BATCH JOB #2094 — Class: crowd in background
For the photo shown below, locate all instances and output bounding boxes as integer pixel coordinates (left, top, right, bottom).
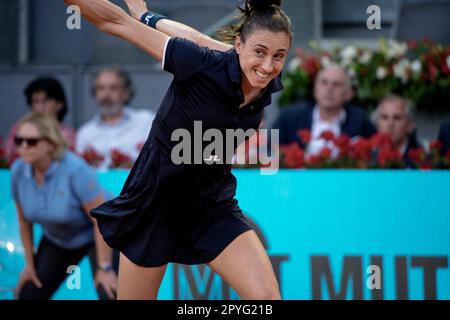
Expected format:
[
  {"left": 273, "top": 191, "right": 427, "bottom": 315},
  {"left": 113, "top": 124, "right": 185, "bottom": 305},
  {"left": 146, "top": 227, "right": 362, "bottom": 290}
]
[
  {"left": 2, "top": 58, "right": 449, "bottom": 302},
  {"left": 1, "top": 66, "right": 449, "bottom": 171},
  {"left": 270, "top": 65, "right": 450, "bottom": 169}
]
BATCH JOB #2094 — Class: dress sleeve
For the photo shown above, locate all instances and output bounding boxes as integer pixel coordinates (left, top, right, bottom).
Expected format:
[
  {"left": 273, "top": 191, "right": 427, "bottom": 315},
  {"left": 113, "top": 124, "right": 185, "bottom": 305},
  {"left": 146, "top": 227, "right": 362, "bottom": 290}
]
[{"left": 163, "top": 37, "right": 217, "bottom": 81}]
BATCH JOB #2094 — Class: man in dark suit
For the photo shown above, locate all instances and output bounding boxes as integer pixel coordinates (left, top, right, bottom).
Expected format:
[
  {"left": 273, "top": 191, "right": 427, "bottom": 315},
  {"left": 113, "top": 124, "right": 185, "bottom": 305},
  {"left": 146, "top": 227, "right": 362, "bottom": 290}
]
[
  {"left": 272, "top": 66, "right": 376, "bottom": 157},
  {"left": 437, "top": 122, "right": 450, "bottom": 156},
  {"left": 373, "top": 94, "right": 422, "bottom": 168}
]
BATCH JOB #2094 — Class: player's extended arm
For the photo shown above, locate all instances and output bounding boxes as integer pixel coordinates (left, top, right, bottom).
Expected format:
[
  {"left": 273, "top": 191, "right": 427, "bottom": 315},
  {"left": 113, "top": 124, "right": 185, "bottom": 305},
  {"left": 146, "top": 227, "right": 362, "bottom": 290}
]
[
  {"left": 64, "top": 0, "right": 169, "bottom": 61},
  {"left": 123, "top": 0, "right": 233, "bottom": 52}
]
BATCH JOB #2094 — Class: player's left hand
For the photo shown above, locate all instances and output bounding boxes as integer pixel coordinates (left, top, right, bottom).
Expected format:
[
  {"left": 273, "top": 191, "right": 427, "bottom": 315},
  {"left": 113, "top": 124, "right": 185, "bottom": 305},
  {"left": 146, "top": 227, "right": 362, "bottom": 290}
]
[{"left": 123, "top": 0, "right": 149, "bottom": 20}]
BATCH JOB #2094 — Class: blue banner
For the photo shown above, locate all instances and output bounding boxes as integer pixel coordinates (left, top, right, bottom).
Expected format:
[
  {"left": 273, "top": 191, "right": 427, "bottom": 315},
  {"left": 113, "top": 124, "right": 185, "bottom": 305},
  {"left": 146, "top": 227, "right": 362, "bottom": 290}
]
[{"left": 1, "top": 169, "right": 449, "bottom": 300}]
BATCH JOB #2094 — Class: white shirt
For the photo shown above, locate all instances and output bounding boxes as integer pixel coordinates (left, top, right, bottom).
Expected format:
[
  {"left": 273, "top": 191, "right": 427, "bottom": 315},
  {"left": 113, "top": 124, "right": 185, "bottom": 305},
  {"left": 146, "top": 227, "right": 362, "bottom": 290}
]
[
  {"left": 76, "top": 108, "right": 155, "bottom": 169},
  {"left": 306, "top": 106, "right": 347, "bottom": 158}
]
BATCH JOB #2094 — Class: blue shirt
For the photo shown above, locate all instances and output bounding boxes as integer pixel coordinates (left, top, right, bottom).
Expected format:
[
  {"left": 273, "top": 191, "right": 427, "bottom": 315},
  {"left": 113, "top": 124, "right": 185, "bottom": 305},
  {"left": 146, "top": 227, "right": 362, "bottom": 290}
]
[{"left": 11, "top": 151, "right": 103, "bottom": 249}]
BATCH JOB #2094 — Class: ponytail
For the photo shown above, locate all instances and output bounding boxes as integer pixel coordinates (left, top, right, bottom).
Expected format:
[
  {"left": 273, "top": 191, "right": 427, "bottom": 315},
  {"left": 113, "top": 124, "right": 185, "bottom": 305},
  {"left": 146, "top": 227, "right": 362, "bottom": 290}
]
[{"left": 218, "top": 0, "right": 292, "bottom": 45}]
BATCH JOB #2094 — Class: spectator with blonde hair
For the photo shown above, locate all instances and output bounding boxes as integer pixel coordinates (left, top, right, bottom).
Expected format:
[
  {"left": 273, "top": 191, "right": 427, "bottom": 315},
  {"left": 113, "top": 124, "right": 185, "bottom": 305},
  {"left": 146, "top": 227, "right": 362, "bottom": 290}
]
[{"left": 11, "top": 113, "right": 118, "bottom": 300}]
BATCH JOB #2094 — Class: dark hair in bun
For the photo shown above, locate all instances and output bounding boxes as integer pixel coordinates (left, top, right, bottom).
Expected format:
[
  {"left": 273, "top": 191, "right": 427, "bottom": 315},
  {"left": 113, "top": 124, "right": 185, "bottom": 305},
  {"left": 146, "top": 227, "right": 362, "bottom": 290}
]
[
  {"left": 246, "top": 0, "right": 282, "bottom": 10},
  {"left": 219, "top": 0, "right": 292, "bottom": 45}
]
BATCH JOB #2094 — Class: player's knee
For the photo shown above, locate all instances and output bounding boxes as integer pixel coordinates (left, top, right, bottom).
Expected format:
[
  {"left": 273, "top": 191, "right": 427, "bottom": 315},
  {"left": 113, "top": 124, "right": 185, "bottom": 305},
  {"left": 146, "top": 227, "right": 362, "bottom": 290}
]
[
  {"left": 258, "top": 288, "right": 281, "bottom": 300},
  {"left": 246, "top": 283, "right": 281, "bottom": 300}
]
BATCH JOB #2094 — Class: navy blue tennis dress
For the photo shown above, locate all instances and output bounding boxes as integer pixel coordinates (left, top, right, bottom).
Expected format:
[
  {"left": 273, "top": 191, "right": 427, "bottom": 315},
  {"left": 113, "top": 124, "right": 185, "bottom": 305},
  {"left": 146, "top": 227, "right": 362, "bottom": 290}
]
[{"left": 91, "top": 37, "right": 283, "bottom": 267}]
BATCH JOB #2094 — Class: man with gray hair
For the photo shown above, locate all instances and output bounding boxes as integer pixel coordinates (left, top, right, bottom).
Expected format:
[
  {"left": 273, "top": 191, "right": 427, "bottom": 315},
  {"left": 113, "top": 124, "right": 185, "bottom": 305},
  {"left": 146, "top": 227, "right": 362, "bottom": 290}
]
[
  {"left": 272, "top": 65, "right": 376, "bottom": 157},
  {"left": 372, "top": 94, "right": 422, "bottom": 167},
  {"left": 76, "top": 68, "right": 155, "bottom": 169}
]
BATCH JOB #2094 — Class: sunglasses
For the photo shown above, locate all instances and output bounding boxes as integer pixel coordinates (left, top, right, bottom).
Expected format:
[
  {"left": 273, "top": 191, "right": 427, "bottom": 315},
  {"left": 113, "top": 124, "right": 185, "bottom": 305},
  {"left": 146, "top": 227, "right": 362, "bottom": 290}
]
[{"left": 14, "top": 136, "right": 45, "bottom": 147}]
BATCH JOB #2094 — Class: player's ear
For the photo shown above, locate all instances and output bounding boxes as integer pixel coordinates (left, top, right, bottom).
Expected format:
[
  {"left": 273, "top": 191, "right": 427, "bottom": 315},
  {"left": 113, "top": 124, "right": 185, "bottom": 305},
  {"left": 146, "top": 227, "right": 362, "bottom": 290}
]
[{"left": 235, "top": 35, "right": 243, "bottom": 54}]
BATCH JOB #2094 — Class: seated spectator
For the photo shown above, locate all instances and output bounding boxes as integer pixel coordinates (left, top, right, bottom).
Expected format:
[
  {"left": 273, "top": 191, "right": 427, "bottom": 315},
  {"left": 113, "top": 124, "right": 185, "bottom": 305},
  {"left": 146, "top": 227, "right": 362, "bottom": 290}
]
[
  {"left": 272, "top": 65, "right": 376, "bottom": 158},
  {"left": 6, "top": 77, "right": 76, "bottom": 164},
  {"left": 372, "top": 94, "right": 422, "bottom": 168},
  {"left": 437, "top": 122, "right": 450, "bottom": 156},
  {"left": 76, "top": 68, "right": 155, "bottom": 169},
  {"left": 11, "top": 113, "right": 118, "bottom": 300}
]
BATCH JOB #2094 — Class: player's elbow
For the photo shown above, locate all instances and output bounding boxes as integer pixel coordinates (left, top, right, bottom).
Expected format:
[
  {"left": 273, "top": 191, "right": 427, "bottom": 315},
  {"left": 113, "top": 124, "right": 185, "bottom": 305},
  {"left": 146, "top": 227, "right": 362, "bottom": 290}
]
[{"left": 194, "top": 34, "right": 210, "bottom": 47}]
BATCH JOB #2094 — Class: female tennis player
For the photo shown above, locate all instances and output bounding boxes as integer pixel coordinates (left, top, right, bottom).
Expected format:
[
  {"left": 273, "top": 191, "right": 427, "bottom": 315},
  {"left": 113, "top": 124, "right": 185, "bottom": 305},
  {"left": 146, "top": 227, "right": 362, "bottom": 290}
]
[{"left": 63, "top": 0, "right": 291, "bottom": 300}]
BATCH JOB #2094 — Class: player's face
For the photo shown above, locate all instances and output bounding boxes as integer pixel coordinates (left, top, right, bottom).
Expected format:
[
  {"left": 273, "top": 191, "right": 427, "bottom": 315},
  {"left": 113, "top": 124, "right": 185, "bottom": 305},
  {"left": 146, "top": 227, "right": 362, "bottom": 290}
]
[{"left": 235, "top": 29, "right": 290, "bottom": 90}]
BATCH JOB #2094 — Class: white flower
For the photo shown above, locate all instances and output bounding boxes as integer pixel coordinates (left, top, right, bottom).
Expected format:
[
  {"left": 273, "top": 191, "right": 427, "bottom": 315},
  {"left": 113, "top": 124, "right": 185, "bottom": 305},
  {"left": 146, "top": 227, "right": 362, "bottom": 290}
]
[
  {"left": 288, "top": 57, "right": 301, "bottom": 72},
  {"left": 411, "top": 60, "right": 422, "bottom": 75},
  {"left": 340, "top": 46, "right": 357, "bottom": 67},
  {"left": 321, "top": 56, "right": 332, "bottom": 68},
  {"left": 359, "top": 51, "right": 372, "bottom": 64},
  {"left": 386, "top": 40, "right": 408, "bottom": 59},
  {"left": 447, "top": 55, "right": 450, "bottom": 69},
  {"left": 393, "top": 58, "right": 410, "bottom": 83},
  {"left": 341, "top": 46, "right": 357, "bottom": 60},
  {"left": 376, "top": 66, "right": 388, "bottom": 80}
]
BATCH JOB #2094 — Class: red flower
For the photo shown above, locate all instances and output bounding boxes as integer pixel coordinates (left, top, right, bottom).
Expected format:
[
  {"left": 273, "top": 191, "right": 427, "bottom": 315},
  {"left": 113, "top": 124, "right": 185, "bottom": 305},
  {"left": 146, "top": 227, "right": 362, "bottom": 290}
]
[
  {"left": 420, "top": 161, "right": 433, "bottom": 170},
  {"left": 303, "top": 56, "right": 320, "bottom": 76},
  {"left": 280, "top": 143, "right": 304, "bottom": 168},
  {"left": 318, "top": 146, "right": 332, "bottom": 159},
  {"left": 408, "top": 40, "right": 418, "bottom": 51},
  {"left": 429, "top": 140, "right": 443, "bottom": 152},
  {"left": 408, "top": 148, "right": 426, "bottom": 164},
  {"left": 297, "top": 129, "right": 311, "bottom": 144},
  {"left": 370, "top": 133, "right": 394, "bottom": 149},
  {"left": 306, "top": 155, "right": 321, "bottom": 166},
  {"left": 296, "top": 48, "right": 321, "bottom": 76},
  {"left": 320, "top": 130, "right": 335, "bottom": 141},
  {"left": 110, "top": 149, "right": 133, "bottom": 169},
  {"left": 377, "top": 146, "right": 402, "bottom": 168},
  {"left": 349, "top": 138, "right": 372, "bottom": 161},
  {"left": 81, "top": 147, "right": 105, "bottom": 167},
  {"left": 423, "top": 37, "right": 432, "bottom": 46},
  {"left": 0, "top": 137, "right": 5, "bottom": 159},
  {"left": 333, "top": 134, "right": 350, "bottom": 158},
  {"left": 429, "top": 64, "right": 439, "bottom": 82}
]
